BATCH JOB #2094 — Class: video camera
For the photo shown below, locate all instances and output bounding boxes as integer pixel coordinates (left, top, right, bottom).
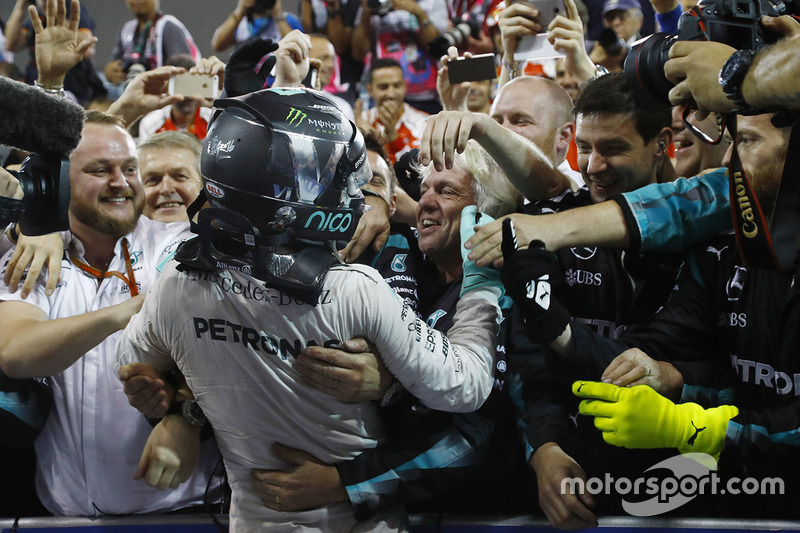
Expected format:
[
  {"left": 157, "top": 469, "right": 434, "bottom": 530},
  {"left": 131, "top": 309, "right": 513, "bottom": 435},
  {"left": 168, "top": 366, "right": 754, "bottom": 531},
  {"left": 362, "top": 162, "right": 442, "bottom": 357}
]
[
  {"left": 2, "top": 157, "right": 71, "bottom": 236},
  {"left": 0, "top": 77, "right": 82, "bottom": 236},
  {"left": 624, "top": 0, "right": 796, "bottom": 110}
]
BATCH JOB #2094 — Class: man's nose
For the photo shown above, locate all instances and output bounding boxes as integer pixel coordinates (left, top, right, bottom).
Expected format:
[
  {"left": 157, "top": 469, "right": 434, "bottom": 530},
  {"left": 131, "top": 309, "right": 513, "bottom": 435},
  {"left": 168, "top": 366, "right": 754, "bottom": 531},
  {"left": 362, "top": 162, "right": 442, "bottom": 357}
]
[
  {"left": 721, "top": 143, "right": 734, "bottom": 169},
  {"left": 417, "top": 188, "right": 437, "bottom": 211},
  {"left": 109, "top": 169, "right": 129, "bottom": 188},
  {"left": 158, "top": 175, "right": 175, "bottom": 193},
  {"left": 585, "top": 151, "right": 607, "bottom": 175}
]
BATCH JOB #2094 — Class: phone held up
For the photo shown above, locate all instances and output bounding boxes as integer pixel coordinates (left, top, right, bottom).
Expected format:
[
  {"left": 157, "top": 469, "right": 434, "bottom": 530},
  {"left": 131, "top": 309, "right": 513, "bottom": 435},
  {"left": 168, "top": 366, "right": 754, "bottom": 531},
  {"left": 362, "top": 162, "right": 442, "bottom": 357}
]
[
  {"left": 447, "top": 53, "right": 497, "bottom": 85},
  {"left": 168, "top": 73, "right": 220, "bottom": 99}
]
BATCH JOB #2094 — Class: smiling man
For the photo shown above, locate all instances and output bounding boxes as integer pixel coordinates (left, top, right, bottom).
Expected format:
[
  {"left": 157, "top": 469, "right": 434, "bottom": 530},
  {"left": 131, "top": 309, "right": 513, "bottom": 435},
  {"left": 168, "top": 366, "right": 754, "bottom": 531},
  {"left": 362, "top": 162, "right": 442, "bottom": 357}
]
[
  {"left": 138, "top": 131, "right": 203, "bottom": 222},
  {"left": 574, "top": 72, "right": 675, "bottom": 203},
  {"left": 511, "top": 72, "right": 683, "bottom": 529},
  {"left": 670, "top": 104, "right": 730, "bottom": 178},
  {"left": 363, "top": 58, "right": 429, "bottom": 163},
  {"left": 0, "top": 111, "right": 220, "bottom": 516}
]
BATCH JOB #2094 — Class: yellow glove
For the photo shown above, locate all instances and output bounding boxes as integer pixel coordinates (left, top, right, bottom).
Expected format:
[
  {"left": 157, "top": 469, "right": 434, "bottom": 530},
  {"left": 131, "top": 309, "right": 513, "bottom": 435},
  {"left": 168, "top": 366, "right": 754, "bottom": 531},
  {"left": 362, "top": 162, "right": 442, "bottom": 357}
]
[{"left": 573, "top": 381, "right": 738, "bottom": 459}]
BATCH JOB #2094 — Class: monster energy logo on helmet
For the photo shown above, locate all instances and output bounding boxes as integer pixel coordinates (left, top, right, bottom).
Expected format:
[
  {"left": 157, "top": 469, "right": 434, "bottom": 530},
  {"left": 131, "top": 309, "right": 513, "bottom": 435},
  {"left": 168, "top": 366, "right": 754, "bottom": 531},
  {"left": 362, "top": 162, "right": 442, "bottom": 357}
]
[{"left": 286, "top": 107, "right": 307, "bottom": 127}]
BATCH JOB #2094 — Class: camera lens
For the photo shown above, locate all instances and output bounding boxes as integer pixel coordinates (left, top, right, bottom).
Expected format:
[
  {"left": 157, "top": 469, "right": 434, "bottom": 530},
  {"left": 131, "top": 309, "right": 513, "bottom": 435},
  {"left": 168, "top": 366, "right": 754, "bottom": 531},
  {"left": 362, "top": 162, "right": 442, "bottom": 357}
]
[
  {"left": 428, "top": 23, "right": 471, "bottom": 58},
  {"left": 623, "top": 32, "right": 676, "bottom": 111}
]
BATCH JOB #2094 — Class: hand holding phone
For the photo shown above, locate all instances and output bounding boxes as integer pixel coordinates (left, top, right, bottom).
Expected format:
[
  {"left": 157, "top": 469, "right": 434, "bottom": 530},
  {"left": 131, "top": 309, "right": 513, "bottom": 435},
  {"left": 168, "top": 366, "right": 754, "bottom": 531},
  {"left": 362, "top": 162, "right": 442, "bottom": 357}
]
[
  {"left": 447, "top": 53, "right": 497, "bottom": 85},
  {"left": 168, "top": 73, "right": 220, "bottom": 99}
]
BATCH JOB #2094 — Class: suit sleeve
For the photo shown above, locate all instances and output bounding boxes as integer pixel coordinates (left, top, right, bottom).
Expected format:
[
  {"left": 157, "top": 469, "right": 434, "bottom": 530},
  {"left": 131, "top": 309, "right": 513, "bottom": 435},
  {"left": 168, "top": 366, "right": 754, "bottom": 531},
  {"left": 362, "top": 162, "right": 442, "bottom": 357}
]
[
  {"left": 365, "top": 279, "right": 499, "bottom": 413},
  {"left": 336, "top": 406, "right": 494, "bottom": 520},
  {"left": 114, "top": 270, "right": 179, "bottom": 375}
]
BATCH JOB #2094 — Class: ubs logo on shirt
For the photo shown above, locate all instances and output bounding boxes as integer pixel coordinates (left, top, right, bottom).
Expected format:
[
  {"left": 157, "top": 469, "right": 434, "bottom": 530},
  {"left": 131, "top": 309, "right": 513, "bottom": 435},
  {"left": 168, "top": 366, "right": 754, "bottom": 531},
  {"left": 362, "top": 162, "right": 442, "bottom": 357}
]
[{"left": 565, "top": 268, "right": 602, "bottom": 287}]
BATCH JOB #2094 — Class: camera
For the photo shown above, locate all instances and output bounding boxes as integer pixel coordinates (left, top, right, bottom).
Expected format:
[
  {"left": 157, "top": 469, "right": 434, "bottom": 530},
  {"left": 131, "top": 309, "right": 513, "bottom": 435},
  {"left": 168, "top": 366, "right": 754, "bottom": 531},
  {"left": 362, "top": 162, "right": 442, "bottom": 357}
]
[
  {"left": 1, "top": 156, "right": 71, "bottom": 236},
  {"left": 121, "top": 56, "right": 148, "bottom": 77},
  {"left": 429, "top": 13, "right": 482, "bottom": 58},
  {"left": 367, "top": 0, "right": 393, "bottom": 16},
  {"left": 624, "top": 0, "right": 793, "bottom": 110},
  {"left": 0, "top": 77, "right": 79, "bottom": 235}
]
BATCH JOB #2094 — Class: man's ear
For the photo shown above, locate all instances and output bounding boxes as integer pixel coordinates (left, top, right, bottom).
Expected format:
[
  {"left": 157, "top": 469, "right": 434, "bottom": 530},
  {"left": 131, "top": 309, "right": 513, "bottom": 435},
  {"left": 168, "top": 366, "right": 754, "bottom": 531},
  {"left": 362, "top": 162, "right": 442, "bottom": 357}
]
[
  {"left": 556, "top": 122, "right": 575, "bottom": 159},
  {"left": 655, "top": 127, "right": 673, "bottom": 161}
]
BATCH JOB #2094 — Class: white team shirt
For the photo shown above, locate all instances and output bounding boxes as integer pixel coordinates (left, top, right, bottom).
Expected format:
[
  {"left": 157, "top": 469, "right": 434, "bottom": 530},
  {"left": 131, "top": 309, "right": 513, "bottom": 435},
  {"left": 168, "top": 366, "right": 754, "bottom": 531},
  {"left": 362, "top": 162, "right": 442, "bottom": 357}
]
[
  {"left": 116, "top": 261, "right": 499, "bottom": 531},
  {"left": 0, "top": 217, "right": 221, "bottom": 516}
]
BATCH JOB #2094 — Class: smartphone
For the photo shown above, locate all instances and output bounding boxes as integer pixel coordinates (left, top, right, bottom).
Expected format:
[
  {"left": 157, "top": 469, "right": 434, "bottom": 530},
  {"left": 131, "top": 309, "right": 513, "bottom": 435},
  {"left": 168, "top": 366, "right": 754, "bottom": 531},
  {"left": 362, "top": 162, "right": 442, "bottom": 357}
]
[
  {"left": 302, "top": 66, "right": 319, "bottom": 89},
  {"left": 168, "top": 73, "right": 219, "bottom": 99},
  {"left": 512, "top": 0, "right": 567, "bottom": 61},
  {"left": 516, "top": 0, "right": 567, "bottom": 28},
  {"left": 447, "top": 53, "right": 497, "bottom": 85}
]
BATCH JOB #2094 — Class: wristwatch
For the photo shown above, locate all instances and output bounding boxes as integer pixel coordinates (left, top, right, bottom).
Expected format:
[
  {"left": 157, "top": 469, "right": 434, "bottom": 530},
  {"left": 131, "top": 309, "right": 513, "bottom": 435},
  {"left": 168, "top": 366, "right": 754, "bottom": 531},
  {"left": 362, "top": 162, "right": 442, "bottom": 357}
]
[
  {"left": 719, "top": 49, "right": 755, "bottom": 111},
  {"left": 168, "top": 400, "right": 207, "bottom": 427}
]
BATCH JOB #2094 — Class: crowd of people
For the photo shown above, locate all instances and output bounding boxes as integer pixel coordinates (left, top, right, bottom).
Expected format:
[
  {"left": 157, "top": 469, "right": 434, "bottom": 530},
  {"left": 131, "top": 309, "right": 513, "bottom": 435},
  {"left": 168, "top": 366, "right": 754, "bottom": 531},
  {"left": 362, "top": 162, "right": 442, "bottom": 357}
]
[{"left": 1, "top": 0, "right": 800, "bottom": 530}]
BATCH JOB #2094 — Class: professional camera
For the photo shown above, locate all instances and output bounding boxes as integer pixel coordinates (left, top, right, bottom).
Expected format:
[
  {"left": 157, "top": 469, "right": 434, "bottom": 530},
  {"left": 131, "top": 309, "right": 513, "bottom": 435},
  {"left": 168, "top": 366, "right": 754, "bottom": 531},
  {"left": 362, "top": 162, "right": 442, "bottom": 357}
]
[
  {"left": 0, "top": 77, "right": 81, "bottom": 235},
  {"left": 367, "top": 0, "right": 393, "bottom": 16},
  {"left": 429, "top": 13, "right": 482, "bottom": 58},
  {"left": 2, "top": 156, "right": 71, "bottom": 235},
  {"left": 623, "top": 0, "right": 793, "bottom": 109}
]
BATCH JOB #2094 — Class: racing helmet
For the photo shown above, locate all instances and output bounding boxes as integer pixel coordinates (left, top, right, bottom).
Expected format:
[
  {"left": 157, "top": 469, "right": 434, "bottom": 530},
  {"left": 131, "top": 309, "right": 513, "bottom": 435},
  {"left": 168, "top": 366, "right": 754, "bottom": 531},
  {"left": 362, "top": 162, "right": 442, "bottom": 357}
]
[{"left": 176, "top": 87, "right": 371, "bottom": 297}]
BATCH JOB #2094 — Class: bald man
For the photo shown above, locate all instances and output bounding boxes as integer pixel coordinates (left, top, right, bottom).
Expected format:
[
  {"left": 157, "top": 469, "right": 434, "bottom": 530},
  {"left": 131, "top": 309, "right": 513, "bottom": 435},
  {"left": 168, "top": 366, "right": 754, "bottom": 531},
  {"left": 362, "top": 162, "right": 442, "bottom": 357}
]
[{"left": 490, "top": 76, "right": 584, "bottom": 190}]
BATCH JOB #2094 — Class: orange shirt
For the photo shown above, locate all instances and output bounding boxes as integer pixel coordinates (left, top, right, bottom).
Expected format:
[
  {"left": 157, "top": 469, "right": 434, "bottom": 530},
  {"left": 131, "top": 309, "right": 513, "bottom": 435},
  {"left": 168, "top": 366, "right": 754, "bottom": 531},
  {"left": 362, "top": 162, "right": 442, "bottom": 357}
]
[{"left": 155, "top": 107, "right": 209, "bottom": 140}]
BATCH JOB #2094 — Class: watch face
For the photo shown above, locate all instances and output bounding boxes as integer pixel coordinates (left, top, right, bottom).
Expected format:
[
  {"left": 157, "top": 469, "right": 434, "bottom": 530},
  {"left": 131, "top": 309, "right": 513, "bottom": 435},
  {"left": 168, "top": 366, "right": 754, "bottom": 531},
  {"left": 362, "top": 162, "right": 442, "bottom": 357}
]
[
  {"left": 183, "top": 401, "right": 206, "bottom": 425},
  {"left": 188, "top": 402, "right": 203, "bottom": 419},
  {"left": 720, "top": 50, "right": 753, "bottom": 87}
]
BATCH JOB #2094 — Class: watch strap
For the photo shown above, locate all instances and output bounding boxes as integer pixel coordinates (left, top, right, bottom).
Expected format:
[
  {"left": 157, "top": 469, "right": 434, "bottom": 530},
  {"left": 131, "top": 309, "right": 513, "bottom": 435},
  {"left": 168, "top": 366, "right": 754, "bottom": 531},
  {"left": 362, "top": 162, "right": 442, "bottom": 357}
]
[{"left": 168, "top": 400, "right": 207, "bottom": 426}]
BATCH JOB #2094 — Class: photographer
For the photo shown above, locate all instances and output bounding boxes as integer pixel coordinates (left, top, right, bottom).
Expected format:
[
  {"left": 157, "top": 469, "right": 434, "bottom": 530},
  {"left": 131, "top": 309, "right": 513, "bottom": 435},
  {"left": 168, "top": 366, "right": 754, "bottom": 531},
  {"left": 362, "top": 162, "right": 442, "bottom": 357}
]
[
  {"left": 211, "top": 0, "right": 303, "bottom": 53},
  {"left": 666, "top": 14, "right": 800, "bottom": 117},
  {"left": 352, "top": 0, "right": 446, "bottom": 114},
  {"left": 104, "top": 0, "right": 200, "bottom": 86}
]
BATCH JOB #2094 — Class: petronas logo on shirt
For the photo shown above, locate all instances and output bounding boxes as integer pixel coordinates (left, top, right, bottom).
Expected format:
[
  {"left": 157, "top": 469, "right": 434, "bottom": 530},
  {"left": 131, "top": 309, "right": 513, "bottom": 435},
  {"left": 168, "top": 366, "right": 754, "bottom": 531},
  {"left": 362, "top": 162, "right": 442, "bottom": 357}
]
[{"left": 286, "top": 108, "right": 307, "bottom": 127}]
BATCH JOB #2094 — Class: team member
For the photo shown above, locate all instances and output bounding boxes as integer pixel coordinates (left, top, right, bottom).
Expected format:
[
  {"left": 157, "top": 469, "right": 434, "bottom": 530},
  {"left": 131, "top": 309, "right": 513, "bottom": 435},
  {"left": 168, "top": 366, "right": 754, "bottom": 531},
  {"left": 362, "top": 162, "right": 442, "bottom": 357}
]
[
  {"left": 0, "top": 111, "right": 222, "bottom": 515},
  {"left": 505, "top": 72, "right": 679, "bottom": 529},
  {"left": 537, "top": 113, "right": 800, "bottom": 518},
  {"left": 138, "top": 131, "right": 203, "bottom": 223}
]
